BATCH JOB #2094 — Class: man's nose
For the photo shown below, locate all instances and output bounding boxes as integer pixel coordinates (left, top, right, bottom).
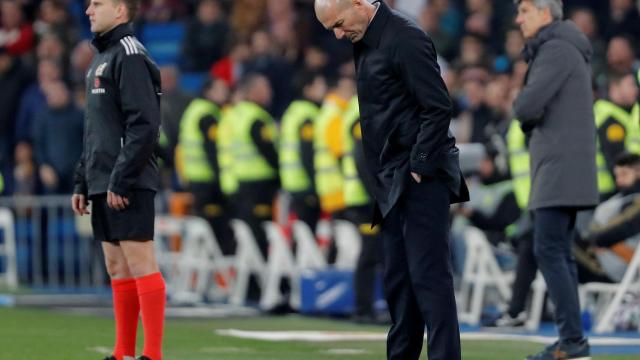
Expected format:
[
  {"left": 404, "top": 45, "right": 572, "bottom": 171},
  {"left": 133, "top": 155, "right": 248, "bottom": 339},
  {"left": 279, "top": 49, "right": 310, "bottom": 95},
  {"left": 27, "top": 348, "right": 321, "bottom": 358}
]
[{"left": 334, "top": 28, "right": 345, "bottom": 40}]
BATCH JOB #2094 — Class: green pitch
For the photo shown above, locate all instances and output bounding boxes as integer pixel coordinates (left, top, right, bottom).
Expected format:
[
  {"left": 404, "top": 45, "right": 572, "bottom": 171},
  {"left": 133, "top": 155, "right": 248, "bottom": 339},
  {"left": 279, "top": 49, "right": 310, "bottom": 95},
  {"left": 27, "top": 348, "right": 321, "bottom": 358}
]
[{"left": 0, "top": 307, "right": 636, "bottom": 359}]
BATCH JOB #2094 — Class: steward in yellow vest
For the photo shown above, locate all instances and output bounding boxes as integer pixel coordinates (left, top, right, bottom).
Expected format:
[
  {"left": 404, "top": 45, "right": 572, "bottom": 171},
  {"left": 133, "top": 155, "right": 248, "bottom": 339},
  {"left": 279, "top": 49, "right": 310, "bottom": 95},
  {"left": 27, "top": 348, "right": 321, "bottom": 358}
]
[
  {"left": 176, "top": 78, "right": 236, "bottom": 255},
  {"left": 594, "top": 72, "right": 640, "bottom": 198},
  {"left": 232, "top": 74, "right": 279, "bottom": 257},
  {"left": 313, "top": 77, "right": 355, "bottom": 215},
  {"left": 341, "top": 96, "right": 384, "bottom": 322},
  {"left": 279, "top": 72, "right": 327, "bottom": 230}
]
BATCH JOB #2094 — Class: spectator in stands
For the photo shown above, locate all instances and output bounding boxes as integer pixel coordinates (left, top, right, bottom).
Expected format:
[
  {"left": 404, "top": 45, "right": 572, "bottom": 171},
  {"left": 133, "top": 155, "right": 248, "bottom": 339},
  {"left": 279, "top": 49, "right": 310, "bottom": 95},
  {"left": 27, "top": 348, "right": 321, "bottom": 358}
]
[
  {"left": 455, "top": 67, "right": 494, "bottom": 144},
  {"left": 606, "top": 0, "right": 640, "bottom": 41},
  {"left": 15, "top": 58, "right": 62, "bottom": 143},
  {"left": 230, "top": 0, "right": 267, "bottom": 39},
  {"left": 210, "top": 37, "right": 250, "bottom": 86},
  {"left": 12, "top": 141, "right": 38, "bottom": 195},
  {"left": 0, "top": 0, "right": 34, "bottom": 56},
  {"left": 69, "top": 40, "right": 94, "bottom": 87},
  {"left": 140, "top": 0, "right": 186, "bottom": 23},
  {"left": 244, "top": 29, "right": 294, "bottom": 117},
  {"left": 181, "top": 0, "right": 229, "bottom": 72},
  {"left": 498, "top": 27, "right": 525, "bottom": 68},
  {"left": 158, "top": 65, "right": 192, "bottom": 171},
  {"left": 454, "top": 34, "right": 490, "bottom": 69},
  {"left": 585, "top": 153, "right": 640, "bottom": 282},
  {"left": 605, "top": 35, "right": 639, "bottom": 75},
  {"left": 418, "top": 0, "right": 462, "bottom": 61},
  {"left": 33, "top": 80, "right": 83, "bottom": 194},
  {"left": 34, "top": 0, "right": 79, "bottom": 50},
  {"left": 570, "top": 7, "right": 607, "bottom": 85},
  {"left": 0, "top": 49, "right": 31, "bottom": 167},
  {"left": 36, "top": 32, "right": 67, "bottom": 71}
]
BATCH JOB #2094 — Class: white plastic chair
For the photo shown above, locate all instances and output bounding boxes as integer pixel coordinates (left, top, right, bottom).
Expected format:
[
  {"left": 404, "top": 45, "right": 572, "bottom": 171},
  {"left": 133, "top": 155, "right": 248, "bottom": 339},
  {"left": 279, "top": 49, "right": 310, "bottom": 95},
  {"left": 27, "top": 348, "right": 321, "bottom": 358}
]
[
  {"left": 292, "top": 220, "right": 327, "bottom": 269},
  {"left": 332, "top": 220, "right": 362, "bottom": 269},
  {"left": 229, "top": 219, "right": 268, "bottom": 305},
  {"left": 0, "top": 208, "right": 17, "bottom": 290},
  {"left": 581, "top": 241, "right": 640, "bottom": 333},
  {"left": 260, "top": 221, "right": 299, "bottom": 310}
]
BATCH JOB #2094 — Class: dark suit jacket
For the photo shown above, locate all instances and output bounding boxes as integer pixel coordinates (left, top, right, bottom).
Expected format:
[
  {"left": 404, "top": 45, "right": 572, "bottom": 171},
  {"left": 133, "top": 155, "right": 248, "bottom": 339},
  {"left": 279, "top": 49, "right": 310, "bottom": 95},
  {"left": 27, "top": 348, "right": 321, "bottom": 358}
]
[{"left": 353, "top": 1, "right": 469, "bottom": 222}]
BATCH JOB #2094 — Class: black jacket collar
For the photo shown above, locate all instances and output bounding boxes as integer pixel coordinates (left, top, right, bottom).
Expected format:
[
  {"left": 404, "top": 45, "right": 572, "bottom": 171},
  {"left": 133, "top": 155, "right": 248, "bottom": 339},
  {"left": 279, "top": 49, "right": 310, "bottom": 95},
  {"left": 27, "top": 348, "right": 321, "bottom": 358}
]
[
  {"left": 360, "top": 0, "right": 391, "bottom": 49},
  {"left": 92, "top": 23, "right": 135, "bottom": 53}
]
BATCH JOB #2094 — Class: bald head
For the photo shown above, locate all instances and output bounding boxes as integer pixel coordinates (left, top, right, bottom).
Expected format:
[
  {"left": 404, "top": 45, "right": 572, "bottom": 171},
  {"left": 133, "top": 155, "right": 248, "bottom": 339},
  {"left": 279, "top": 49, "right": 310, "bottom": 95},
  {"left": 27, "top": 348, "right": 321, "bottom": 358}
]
[
  {"left": 314, "top": 0, "right": 375, "bottom": 43},
  {"left": 314, "top": 0, "right": 349, "bottom": 18}
]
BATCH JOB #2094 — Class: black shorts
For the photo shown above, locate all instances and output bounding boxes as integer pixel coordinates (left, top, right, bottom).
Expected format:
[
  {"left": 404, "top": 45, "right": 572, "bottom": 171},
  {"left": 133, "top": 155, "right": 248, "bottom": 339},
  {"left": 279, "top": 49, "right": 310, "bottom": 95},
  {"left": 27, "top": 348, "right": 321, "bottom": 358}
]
[{"left": 90, "top": 190, "right": 156, "bottom": 243}]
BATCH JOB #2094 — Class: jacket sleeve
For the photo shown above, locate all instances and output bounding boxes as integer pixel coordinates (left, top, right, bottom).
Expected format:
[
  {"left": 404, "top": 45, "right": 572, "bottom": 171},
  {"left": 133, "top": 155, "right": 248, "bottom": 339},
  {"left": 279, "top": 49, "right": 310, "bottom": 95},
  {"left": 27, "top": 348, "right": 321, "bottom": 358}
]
[
  {"left": 514, "top": 40, "right": 577, "bottom": 127},
  {"left": 250, "top": 121, "right": 279, "bottom": 171},
  {"left": 393, "top": 29, "right": 453, "bottom": 176},
  {"left": 299, "top": 119, "right": 315, "bottom": 189},
  {"left": 198, "top": 114, "right": 220, "bottom": 175},
  {"left": 73, "top": 152, "right": 87, "bottom": 195},
  {"left": 74, "top": 114, "right": 88, "bottom": 195},
  {"left": 588, "top": 197, "right": 640, "bottom": 247},
  {"left": 109, "top": 53, "right": 160, "bottom": 195}
]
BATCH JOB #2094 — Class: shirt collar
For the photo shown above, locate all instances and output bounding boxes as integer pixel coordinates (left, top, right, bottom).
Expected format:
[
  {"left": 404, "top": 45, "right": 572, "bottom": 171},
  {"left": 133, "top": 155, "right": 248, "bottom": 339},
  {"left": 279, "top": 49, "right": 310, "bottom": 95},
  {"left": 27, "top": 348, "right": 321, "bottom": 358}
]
[
  {"left": 91, "top": 22, "right": 135, "bottom": 53},
  {"left": 360, "top": 0, "right": 391, "bottom": 49}
]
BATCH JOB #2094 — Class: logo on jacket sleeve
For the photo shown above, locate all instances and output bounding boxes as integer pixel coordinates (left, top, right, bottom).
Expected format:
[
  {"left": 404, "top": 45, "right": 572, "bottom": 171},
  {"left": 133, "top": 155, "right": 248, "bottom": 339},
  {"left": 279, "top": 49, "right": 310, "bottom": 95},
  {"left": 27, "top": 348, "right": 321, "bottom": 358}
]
[
  {"left": 92, "top": 76, "right": 106, "bottom": 94},
  {"left": 95, "top": 62, "right": 108, "bottom": 76}
]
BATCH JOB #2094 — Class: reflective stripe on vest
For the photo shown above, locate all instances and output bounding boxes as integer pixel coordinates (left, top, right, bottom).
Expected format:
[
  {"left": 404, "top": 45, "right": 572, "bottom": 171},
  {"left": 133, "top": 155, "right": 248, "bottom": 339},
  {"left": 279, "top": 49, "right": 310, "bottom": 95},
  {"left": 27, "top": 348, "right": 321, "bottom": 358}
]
[
  {"left": 232, "top": 101, "right": 278, "bottom": 182},
  {"left": 177, "top": 98, "right": 219, "bottom": 183},
  {"left": 342, "top": 96, "right": 370, "bottom": 207},
  {"left": 279, "top": 100, "right": 319, "bottom": 193},
  {"left": 467, "top": 180, "right": 514, "bottom": 217},
  {"left": 507, "top": 120, "right": 531, "bottom": 210},
  {"left": 314, "top": 94, "right": 347, "bottom": 213},
  {"left": 218, "top": 106, "right": 238, "bottom": 195}
]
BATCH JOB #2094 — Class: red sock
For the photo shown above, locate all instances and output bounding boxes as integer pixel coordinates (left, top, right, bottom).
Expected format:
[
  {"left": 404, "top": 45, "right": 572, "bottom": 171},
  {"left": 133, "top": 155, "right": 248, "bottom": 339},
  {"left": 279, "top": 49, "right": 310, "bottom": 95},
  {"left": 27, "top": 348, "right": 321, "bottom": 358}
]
[
  {"left": 111, "top": 278, "right": 139, "bottom": 360},
  {"left": 136, "top": 272, "right": 166, "bottom": 360}
]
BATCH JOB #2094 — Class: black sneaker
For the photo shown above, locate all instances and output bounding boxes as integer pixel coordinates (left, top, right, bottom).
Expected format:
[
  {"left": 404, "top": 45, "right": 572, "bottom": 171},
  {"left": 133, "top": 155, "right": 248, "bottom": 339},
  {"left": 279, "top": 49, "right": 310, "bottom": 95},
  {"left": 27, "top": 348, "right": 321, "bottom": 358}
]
[{"left": 525, "top": 338, "right": 591, "bottom": 360}]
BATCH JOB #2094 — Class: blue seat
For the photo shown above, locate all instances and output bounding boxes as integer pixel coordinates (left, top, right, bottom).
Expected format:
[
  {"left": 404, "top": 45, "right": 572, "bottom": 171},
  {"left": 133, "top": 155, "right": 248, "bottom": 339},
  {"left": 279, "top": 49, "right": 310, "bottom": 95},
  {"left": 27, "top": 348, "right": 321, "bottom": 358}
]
[
  {"left": 140, "top": 22, "right": 186, "bottom": 66},
  {"left": 179, "top": 72, "right": 209, "bottom": 95}
]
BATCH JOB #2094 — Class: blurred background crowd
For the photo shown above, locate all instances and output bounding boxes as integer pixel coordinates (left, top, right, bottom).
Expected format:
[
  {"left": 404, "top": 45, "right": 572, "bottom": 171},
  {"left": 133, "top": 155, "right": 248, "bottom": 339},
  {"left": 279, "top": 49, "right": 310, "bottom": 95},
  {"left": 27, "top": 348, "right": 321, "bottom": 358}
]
[
  {"left": 0, "top": 0, "right": 638, "bottom": 195},
  {"left": 1, "top": 0, "right": 640, "bottom": 324}
]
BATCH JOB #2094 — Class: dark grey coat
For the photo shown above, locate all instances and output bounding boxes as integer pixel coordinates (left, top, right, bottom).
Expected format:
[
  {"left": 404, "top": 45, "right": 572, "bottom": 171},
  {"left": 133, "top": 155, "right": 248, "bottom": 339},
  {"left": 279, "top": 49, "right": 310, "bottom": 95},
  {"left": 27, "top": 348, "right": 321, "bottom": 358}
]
[{"left": 514, "top": 20, "right": 599, "bottom": 210}]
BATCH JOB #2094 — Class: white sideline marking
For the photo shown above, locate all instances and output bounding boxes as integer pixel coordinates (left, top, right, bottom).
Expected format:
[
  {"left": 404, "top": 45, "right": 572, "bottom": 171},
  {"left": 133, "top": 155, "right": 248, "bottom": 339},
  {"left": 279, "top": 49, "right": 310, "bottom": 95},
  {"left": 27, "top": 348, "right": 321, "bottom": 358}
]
[
  {"left": 200, "top": 346, "right": 255, "bottom": 353},
  {"left": 217, "top": 329, "right": 640, "bottom": 346},
  {"left": 325, "top": 348, "right": 369, "bottom": 355},
  {"left": 87, "top": 346, "right": 112, "bottom": 354}
]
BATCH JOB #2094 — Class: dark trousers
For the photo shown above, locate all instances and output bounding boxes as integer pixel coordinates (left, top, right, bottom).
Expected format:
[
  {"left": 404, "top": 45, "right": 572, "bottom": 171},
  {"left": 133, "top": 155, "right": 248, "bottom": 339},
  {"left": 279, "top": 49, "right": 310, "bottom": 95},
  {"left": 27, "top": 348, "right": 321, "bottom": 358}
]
[
  {"left": 290, "top": 192, "right": 320, "bottom": 232},
  {"left": 237, "top": 181, "right": 278, "bottom": 258},
  {"left": 382, "top": 178, "right": 460, "bottom": 360},
  {"left": 190, "top": 182, "right": 236, "bottom": 255},
  {"left": 345, "top": 205, "right": 384, "bottom": 317},
  {"left": 508, "top": 231, "right": 538, "bottom": 318},
  {"left": 533, "top": 207, "right": 583, "bottom": 341}
]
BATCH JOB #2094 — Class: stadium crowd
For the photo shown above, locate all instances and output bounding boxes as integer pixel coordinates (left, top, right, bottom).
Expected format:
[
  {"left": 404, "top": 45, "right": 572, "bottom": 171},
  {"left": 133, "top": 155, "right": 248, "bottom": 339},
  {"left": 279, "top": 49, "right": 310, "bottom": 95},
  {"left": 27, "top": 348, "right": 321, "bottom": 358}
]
[{"left": 1, "top": 0, "right": 640, "bottom": 325}]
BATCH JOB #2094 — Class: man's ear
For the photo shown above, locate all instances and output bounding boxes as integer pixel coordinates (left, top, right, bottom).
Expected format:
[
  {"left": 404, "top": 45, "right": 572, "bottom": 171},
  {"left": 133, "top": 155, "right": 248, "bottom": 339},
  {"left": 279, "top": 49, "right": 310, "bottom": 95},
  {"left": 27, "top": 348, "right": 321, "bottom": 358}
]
[{"left": 116, "top": 2, "right": 128, "bottom": 21}]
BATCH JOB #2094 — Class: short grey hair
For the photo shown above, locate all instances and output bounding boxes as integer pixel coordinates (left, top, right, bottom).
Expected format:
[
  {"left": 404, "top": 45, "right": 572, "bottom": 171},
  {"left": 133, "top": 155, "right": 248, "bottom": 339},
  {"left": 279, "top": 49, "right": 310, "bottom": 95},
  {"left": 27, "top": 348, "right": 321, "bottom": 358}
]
[{"left": 515, "top": 0, "right": 564, "bottom": 20}]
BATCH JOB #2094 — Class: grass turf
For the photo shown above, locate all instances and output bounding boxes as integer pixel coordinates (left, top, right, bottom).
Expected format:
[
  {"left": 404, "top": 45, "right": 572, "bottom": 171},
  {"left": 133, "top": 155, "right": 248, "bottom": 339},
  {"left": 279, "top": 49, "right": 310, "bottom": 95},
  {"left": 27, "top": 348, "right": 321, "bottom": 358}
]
[{"left": 0, "top": 307, "right": 637, "bottom": 359}]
